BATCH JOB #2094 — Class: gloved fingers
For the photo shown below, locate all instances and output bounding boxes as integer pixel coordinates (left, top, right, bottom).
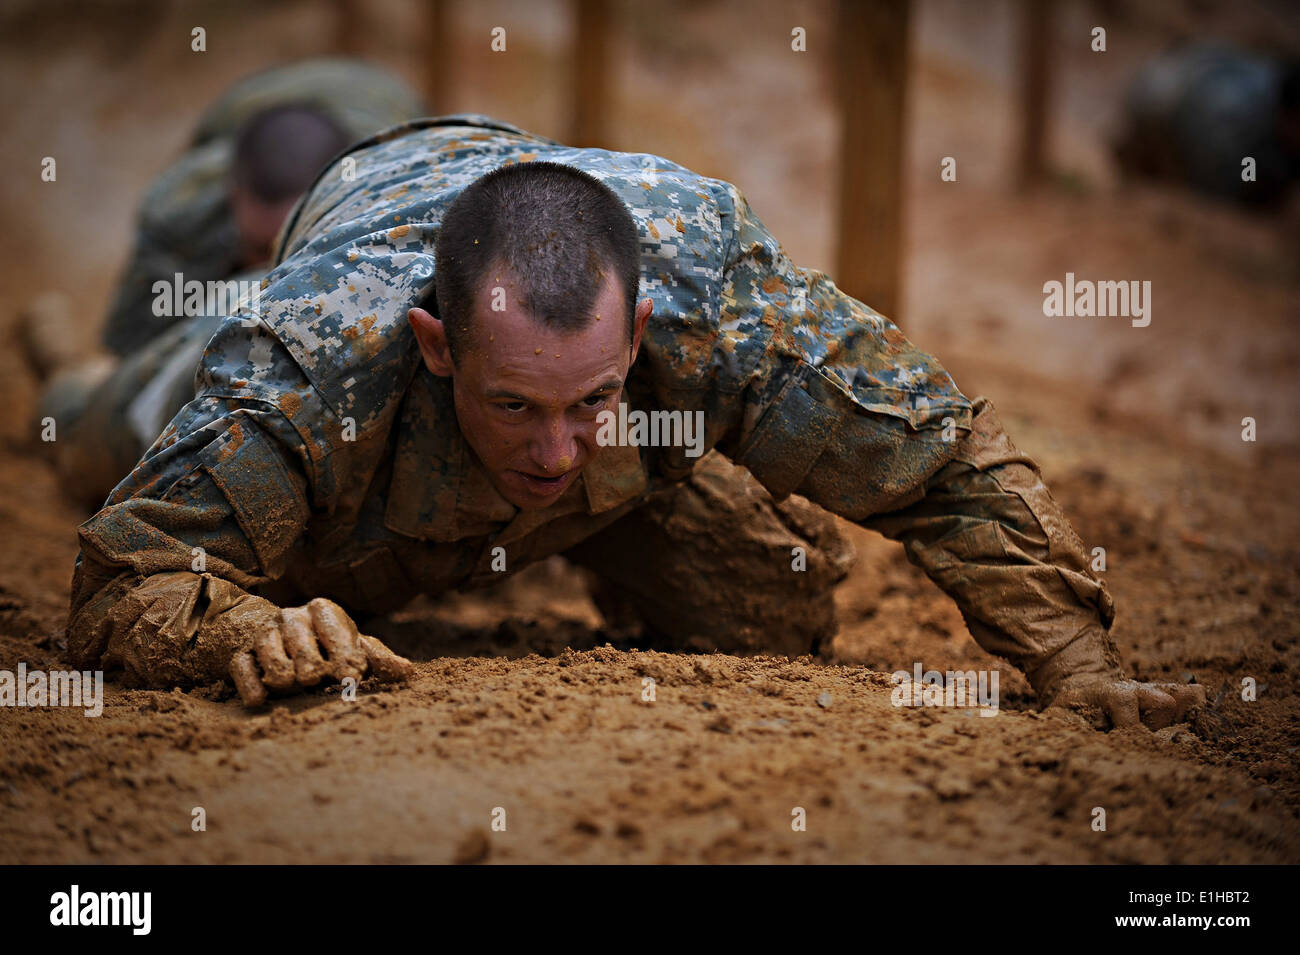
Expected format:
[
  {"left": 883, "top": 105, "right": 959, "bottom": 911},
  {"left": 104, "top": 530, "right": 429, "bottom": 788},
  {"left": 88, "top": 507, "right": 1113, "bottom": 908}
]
[
  {"left": 229, "top": 651, "right": 268, "bottom": 707},
  {"left": 307, "top": 598, "right": 367, "bottom": 683},
  {"left": 1047, "top": 674, "right": 1207, "bottom": 733},
  {"left": 253, "top": 622, "right": 296, "bottom": 690},
  {"left": 359, "top": 634, "right": 416, "bottom": 683},
  {"left": 279, "top": 606, "right": 329, "bottom": 686},
  {"left": 1163, "top": 683, "right": 1206, "bottom": 722},
  {"left": 1102, "top": 683, "right": 1141, "bottom": 729},
  {"left": 1135, "top": 684, "right": 1177, "bottom": 730}
]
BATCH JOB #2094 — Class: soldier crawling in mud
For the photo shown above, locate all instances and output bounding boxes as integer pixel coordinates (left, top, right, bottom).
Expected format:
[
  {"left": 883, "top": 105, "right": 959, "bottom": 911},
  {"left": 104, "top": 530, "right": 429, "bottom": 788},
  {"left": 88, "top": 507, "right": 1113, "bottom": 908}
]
[
  {"left": 29, "top": 58, "right": 425, "bottom": 507},
  {"left": 65, "top": 114, "right": 1206, "bottom": 730}
]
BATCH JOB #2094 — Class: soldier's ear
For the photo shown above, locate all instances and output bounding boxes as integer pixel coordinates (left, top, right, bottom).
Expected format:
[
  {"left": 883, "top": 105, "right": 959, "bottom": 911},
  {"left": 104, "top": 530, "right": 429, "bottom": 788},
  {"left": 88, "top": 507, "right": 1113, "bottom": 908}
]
[
  {"left": 629, "top": 297, "right": 652, "bottom": 362},
  {"left": 408, "top": 307, "right": 455, "bottom": 376}
]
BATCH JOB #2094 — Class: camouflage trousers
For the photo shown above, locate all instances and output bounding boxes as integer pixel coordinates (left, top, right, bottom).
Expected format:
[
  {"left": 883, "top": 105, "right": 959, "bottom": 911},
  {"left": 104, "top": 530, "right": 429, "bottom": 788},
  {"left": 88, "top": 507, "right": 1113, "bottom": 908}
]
[{"left": 564, "top": 452, "right": 855, "bottom": 658}]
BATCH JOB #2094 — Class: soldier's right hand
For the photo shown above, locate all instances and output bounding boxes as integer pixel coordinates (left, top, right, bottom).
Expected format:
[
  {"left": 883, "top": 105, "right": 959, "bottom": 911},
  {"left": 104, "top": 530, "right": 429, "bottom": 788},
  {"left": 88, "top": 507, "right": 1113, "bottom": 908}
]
[{"left": 228, "top": 597, "right": 415, "bottom": 706}]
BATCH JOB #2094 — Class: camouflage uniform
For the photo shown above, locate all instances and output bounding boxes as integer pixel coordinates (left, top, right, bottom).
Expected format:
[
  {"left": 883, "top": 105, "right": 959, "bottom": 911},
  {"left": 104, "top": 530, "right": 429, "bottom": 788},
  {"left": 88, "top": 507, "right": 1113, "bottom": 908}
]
[
  {"left": 102, "top": 58, "right": 427, "bottom": 357},
  {"left": 45, "top": 59, "right": 426, "bottom": 506},
  {"left": 67, "top": 115, "right": 1122, "bottom": 697}
]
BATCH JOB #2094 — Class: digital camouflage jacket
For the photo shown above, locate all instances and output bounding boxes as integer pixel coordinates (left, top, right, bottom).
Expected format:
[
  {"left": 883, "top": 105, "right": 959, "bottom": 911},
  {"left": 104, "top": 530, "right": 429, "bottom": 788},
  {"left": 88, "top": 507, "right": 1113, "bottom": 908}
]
[{"left": 69, "top": 115, "right": 1122, "bottom": 697}]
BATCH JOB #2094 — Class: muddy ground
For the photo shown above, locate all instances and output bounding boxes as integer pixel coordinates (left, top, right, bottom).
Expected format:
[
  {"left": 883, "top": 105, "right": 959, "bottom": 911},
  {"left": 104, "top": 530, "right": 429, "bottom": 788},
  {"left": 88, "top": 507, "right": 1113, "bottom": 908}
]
[{"left": 1, "top": 0, "right": 1298, "bottom": 863}]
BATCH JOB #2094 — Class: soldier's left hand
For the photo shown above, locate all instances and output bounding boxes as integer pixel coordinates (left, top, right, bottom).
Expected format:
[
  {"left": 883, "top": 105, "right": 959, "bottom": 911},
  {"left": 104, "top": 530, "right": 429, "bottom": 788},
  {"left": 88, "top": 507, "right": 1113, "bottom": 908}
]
[{"left": 1046, "top": 674, "right": 1206, "bottom": 731}]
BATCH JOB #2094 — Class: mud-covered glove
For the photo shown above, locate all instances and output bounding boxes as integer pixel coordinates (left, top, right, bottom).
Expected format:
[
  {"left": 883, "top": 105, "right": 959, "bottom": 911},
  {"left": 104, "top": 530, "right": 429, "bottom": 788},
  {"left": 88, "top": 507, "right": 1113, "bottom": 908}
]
[
  {"left": 1045, "top": 674, "right": 1206, "bottom": 731},
  {"left": 68, "top": 570, "right": 413, "bottom": 706},
  {"left": 1030, "top": 625, "right": 1205, "bottom": 730},
  {"left": 228, "top": 595, "right": 414, "bottom": 706}
]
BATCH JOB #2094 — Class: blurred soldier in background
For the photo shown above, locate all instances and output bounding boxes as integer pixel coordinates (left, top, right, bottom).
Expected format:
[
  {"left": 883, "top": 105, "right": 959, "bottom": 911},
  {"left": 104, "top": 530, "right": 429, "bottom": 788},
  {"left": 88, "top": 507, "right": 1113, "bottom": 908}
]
[
  {"left": 26, "top": 58, "right": 426, "bottom": 508},
  {"left": 1115, "top": 43, "right": 1300, "bottom": 208}
]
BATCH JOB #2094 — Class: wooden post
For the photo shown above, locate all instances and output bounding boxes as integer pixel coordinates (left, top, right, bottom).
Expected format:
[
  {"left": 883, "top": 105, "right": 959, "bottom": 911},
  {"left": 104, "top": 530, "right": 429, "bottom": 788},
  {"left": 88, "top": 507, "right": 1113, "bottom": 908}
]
[
  {"left": 835, "top": 0, "right": 911, "bottom": 320},
  {"left": 425, "top": 0, "right": 451, "bottom": 112},
  {"left": 335, "top": 0, "right": 363, "bottom": 54},
  {"left": 571, "top": 0, "right": 610, "bottom": 147},
  {"left": 1016, "top": 0, "right": 1051, "bottom": 187}
]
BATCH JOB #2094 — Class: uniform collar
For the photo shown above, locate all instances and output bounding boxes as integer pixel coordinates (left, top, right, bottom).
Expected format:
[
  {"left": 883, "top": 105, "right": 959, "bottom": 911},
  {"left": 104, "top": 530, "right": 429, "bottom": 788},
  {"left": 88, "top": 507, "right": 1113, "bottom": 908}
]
[{"left": 384, "top": 367, "right": 647, "bottom": 542}]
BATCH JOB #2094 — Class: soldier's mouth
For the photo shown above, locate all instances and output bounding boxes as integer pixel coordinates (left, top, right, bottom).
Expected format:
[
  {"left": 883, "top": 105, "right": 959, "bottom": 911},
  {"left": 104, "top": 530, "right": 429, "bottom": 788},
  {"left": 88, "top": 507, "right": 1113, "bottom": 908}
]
[{"left": 511, "top": 470, "right": 575, "bottom": 495}]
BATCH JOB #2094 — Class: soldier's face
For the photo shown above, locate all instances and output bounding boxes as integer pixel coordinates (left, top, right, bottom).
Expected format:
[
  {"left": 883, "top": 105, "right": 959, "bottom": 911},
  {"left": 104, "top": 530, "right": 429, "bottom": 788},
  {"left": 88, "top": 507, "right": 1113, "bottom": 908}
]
[
  {"left": 409, "top": 273, "right": 652, "bottom": 510},
  {"left": 230, "top": 185, "right": 297, "bottom": 268}
]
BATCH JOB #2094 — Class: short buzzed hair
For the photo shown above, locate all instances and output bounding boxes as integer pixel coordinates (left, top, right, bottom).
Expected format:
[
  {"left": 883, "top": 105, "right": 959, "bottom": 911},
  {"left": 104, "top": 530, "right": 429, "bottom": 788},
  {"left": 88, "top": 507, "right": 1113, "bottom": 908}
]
[
  {"left": 434, "top": 161, "right": 641, "bottom": 362},
  {"left": 232, "top": 104, "right": 352, "bottom": 203}
]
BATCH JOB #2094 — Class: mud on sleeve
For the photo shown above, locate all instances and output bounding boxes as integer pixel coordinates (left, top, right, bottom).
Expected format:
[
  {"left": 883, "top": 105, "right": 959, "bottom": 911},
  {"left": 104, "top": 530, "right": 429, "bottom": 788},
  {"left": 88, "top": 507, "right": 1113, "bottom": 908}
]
[
  {"left": 710, "top": 192, "right": 1119, "bottom": 696},
  {"left": 67, "top": 395, "right": 310, "bottom": 686},
  {"left": 861, "top": 397, "right": 1124, "bottom": 697},
  {"left": 713, "top": 186, "right": 972, "bottom": 509}
]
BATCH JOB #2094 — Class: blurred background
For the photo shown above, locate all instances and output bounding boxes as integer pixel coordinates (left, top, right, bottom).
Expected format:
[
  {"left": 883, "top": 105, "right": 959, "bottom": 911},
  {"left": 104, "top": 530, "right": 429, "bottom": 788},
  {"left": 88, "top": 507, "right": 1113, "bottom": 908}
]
[{"left": 1, "top": 0, "right": 1297, "bottom": 464}]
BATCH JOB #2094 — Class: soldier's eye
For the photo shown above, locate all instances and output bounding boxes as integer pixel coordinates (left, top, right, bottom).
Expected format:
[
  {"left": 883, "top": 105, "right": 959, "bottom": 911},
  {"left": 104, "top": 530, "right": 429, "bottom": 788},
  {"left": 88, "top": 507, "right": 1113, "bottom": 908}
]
[
  {"left": 580, "top": 394, "right": 609, "bottom": 408},
  {"left": 502, "top": 401, "right": 527, "bottom": 413}
]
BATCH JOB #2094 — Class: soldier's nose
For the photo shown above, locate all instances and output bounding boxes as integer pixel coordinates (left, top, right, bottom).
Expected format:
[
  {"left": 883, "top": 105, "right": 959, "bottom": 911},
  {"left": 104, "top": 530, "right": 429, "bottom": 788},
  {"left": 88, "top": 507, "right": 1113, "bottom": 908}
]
[
  {"left": 530, "top": 427, "right": 578, "bottom": 474},
  {"left": 533, "top": 451, "right": 576, "bottom": 475}
]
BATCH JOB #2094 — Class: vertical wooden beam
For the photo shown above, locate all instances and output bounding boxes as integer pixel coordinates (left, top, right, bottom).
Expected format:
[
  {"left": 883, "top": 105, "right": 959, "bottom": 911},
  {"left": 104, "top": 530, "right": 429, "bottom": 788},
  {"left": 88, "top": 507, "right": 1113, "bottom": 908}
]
[
  {"left": 571, "top": 0, "right": 611, "bottom": 147},
  {"left": 1016, "top": 0, "right": 1052, "bottom": 186},
  {"left": 425, "top": 0, "right": 451, "bottom": 112},
  {"left": 335, "top": 0, "right": 363, "bottom": 55},
  {"left": 835, "top": 0, "right": 911, "bottom": 319}
]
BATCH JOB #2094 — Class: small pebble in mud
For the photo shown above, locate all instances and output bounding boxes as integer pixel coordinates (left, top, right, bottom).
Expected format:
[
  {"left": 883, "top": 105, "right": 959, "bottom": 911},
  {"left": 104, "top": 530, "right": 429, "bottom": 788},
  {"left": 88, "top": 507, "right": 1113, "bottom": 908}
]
[{"left": 816, "top": 692, "right": 833, "bottom": 708}]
